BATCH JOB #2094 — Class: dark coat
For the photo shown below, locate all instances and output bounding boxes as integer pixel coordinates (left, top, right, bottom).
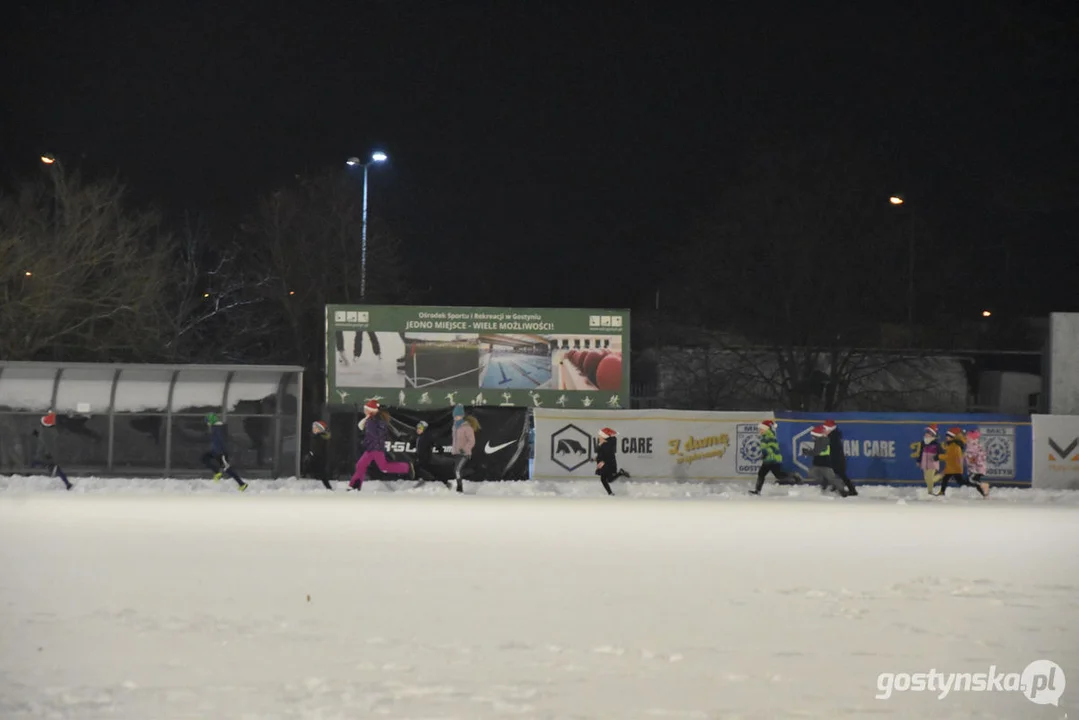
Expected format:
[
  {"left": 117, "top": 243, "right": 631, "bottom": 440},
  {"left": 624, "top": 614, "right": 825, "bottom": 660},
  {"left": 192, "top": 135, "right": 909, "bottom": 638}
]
[
  {"left": 209, "top": 424, "right": 228, "bottom": 455},
  {"left": 827, "top": 429, "right": 847, "bottom": 474},
  {"left": 303, "top": 432, "right": 332, "bottom": 479},
  {"left": 32, "top": 428, "right": 59, "bottom": 465},
  {"left": 416, "top": 431, "right": 435, "bottom": 465},
  {"left": 361, "top": 415, "right": 390, "bottom": 453},
  {"left": 595, "top": 438, "right": 618, "bottom": 475}
]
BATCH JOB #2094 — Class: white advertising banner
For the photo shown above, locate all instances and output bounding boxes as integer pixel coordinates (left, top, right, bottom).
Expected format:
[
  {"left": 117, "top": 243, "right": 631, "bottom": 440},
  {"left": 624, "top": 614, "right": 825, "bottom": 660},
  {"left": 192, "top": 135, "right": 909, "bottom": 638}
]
[
  {"left": 1032, "top": 414, "right": 1079, "bottom": 490},
  {"left": 532, "top": 408, "right": 774, "bottom": 481}
]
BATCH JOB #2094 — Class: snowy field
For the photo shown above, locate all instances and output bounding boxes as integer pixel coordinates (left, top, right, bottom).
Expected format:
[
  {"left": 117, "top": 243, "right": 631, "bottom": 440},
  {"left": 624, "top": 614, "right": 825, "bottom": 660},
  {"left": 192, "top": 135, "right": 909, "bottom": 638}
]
[{"left": 1, "top": 477, "right": 1077, "bottom": 719}]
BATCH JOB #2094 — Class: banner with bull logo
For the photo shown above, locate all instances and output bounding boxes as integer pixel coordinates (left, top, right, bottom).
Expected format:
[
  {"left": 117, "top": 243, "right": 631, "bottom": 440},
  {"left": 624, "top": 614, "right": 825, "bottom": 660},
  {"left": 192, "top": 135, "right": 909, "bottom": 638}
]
[
  {"left": 775, "top": 411, "right": 1032, "bottom": 487},
  {"left": 532, "top": 408, "right": 772, "bottom": 481}
]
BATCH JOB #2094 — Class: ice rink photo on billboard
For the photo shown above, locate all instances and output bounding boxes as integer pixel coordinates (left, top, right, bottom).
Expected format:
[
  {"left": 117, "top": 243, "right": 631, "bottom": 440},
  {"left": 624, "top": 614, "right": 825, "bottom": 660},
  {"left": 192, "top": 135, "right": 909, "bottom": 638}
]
[
  {"left": 401, "top": 332, "right": 480, "bottom": 390},
  {"left": 478, "top": 334, "right": 553, "bottom": 390},
  {"left": 334, "top": 331, "right": 408, "bottom": 389}
]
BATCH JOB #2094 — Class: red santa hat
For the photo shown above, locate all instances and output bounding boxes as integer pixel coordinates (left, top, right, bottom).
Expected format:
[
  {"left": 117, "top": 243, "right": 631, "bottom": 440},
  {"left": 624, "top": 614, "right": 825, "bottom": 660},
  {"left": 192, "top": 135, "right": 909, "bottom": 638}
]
[
  {"left": 823, "top": 420, "right": 837, "bottom": 433},
  {"left": 946, "top": 426, "right": 962, "bottom": 438},
  {"left": 41, "top": 411, "right": 57, "bottom": 428},
  {"left": 758, "top": 419, "right": 776, "bottom": 432},
  {"left": 810, "top": 425, "right": 826, "bottom": 437},
  {"left": 597, "top": 427, "right": 616, "bottom": 439},
  {"left": 925, "top": 423, "right": 939, "bottom": 436},
  {"left": 311, "top": 420, "right": 327, "bottom": 435},
  {"left": 363, "top": 399, "right": 380, "bottom": 415}
]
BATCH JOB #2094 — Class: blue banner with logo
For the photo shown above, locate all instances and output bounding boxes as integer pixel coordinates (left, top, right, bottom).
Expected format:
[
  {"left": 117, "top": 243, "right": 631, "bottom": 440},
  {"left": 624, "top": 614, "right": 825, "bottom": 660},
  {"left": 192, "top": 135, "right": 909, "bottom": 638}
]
[{"left": 775, "top": 412, "right": 1032, "bottom": 486}]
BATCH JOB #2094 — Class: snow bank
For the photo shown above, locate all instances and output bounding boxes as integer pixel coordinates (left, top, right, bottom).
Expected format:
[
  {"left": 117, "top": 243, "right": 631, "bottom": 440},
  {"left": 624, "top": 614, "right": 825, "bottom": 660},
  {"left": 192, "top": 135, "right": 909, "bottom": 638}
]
[{"left": 3, "top": 474, "right": 1079, "bottom": 505}]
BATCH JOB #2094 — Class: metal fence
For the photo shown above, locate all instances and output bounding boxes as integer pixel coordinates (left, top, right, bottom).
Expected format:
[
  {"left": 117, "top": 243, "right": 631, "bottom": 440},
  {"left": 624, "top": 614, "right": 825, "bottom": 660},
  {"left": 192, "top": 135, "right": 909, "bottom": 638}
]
[{"left": 0, "top": 362, "right": 304, "bottom": 478}]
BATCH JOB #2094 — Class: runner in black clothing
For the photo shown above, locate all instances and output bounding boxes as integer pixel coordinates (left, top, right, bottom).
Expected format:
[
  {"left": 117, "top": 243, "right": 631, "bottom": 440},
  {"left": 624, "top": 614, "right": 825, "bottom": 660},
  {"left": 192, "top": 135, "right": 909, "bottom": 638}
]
[
  {"left": 823, "top": 420, "right": 857, "bottom": 496},
  {"left": 413, "top": 421, "right": 452, "bottom": 489},
  {"left": 595, "top": 427, "right": 630, "bottom": 495},
  {"left": 32, "top": 411, "right": 72, "bottom": 490},
  {"left": 302, "top": 420, "right": 335, "bottom": 490}
]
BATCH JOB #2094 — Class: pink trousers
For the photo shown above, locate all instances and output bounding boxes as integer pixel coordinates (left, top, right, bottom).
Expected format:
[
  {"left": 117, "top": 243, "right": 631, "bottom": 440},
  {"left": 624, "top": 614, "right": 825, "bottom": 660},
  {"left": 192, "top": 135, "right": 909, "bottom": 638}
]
[{"left": 351, "top": 451, "right": 410, "bottom": 486}]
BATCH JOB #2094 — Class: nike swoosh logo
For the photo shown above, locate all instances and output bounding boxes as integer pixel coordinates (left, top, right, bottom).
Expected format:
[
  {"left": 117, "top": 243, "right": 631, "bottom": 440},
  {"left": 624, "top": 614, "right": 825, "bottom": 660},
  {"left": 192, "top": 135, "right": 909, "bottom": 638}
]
[{"left": 485, "top": 440, "right": 517, "bottom": 454}]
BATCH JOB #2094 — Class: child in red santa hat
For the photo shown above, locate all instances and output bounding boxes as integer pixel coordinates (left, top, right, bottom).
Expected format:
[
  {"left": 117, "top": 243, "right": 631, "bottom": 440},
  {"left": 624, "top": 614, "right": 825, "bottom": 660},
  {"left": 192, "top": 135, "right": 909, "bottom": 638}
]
[
  {"left": 595, "top": 427, "right": 630, "bottom": 495},
  {"left": 349, "top": 399, "right": 414, "bottom": 490}
]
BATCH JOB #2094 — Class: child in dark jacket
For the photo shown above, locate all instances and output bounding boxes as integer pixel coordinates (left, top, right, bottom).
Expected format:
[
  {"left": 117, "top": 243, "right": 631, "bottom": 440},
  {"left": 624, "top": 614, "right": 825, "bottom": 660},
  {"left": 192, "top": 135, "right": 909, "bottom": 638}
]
[
  {"left": 31, "top": 411, "right": 72, "bottom": 490},
  {"left": 349, "top": 399, "right": 414, "bottom": 490},
  {"left": 595, "top": 427, "right": 618, "bottom": 495},
  {"left": 302, "top": 421, "right": 335, "bottom": 490},
  {"left": 595, "top": 427, "right": 630, "bottom": 495},
  {"left": 201, "top": 413, "right": 248, "bottom": 491},
  {"left": 802, "top": 425, "right": 849, "bottom": 496},
  {"left": 823, "top": 420, "right": 857, "bottom": 496},
  {"left": 412, "top": 421, "right": 452, "bottom": 489}
]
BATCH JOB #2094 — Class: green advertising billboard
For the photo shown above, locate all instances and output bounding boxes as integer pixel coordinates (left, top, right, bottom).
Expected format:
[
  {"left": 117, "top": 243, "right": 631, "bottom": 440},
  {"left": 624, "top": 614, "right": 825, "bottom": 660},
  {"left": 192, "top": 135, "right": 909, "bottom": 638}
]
[{"left": 326, "top": 305, "right": 630, "bottom": 409}]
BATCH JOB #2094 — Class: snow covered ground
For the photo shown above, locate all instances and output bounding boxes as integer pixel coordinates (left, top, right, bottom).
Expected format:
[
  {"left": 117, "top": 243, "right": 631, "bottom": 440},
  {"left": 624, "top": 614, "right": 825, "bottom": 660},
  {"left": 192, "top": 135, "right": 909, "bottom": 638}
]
[{"left": 1, "top": 477, "right": 1076, "bottom": 719}]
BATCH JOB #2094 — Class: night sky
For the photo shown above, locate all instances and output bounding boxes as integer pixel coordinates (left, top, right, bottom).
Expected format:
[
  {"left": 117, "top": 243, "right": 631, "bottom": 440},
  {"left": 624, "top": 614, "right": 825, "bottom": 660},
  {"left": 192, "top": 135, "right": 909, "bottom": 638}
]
[{"left": 4, "top": 1, "right": 1077, "bottom": 315}]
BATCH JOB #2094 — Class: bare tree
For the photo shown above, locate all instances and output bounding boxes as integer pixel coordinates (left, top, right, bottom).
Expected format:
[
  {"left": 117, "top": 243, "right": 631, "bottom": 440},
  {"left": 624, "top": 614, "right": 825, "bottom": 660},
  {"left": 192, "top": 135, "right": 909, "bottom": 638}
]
[
  {"left": 241, "top": 170, "right": 416, "bottom": 408},
  {"left": 154, "top": 215, "right": 276, "bottom": 363},
  {"left": 660, "top": 137, "right": 956, "bottom": 411},
  {"left": 0, "top": 167, "right": 173, "bottom": 361}
]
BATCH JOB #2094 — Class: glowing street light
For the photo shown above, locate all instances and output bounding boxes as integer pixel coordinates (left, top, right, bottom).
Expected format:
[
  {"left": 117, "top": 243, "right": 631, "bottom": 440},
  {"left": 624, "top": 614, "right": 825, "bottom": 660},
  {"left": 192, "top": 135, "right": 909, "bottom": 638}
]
[
  {"left": 25, "top": 271, "right": 33, "bottom": 277},
  {"left": 982, "top": 310, "right": 992, "bottom": 318},
  {"left": 345, "top": 150, "right": 390, "bottom": 299},
  {"left": 40, "top": 154, "right": 56, "bottom": 165},
  {"left": 890, "top": 194, "right": 915, "bottom": 325}
]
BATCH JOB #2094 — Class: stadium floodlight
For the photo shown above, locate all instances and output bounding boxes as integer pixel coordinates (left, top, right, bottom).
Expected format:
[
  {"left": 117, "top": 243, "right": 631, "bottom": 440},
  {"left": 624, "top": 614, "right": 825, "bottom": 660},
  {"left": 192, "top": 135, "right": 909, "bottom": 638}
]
[
  {"left": 345, "top": 150, "right": 391, "bottom": 299},
  {"left": 889, "top": 194, "right": 915, "bottom": 324}
]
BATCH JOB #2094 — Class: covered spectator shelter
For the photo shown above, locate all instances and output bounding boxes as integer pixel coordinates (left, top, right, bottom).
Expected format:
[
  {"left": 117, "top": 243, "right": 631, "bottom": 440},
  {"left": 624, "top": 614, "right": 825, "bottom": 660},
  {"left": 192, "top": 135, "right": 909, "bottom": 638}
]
[{"left": 0, "top": 362, "right": 304, "bottom": 478}]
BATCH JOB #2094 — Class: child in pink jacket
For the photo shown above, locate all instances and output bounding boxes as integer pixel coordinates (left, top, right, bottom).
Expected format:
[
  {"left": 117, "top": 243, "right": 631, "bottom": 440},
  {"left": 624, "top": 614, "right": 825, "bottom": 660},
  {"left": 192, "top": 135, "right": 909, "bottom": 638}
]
[
  {"left": 961, "top": 429, "right": 990, "bottom": 497},
  {"left": 451, "top": 403, "right": 480, "bottom": 493}
]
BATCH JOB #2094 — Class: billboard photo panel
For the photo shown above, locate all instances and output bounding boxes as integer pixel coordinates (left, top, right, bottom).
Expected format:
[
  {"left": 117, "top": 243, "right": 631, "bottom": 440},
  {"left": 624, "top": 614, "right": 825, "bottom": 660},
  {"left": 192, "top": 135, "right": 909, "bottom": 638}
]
[{"left": 327, "top": 305, "right": 630, "bottom": 409}]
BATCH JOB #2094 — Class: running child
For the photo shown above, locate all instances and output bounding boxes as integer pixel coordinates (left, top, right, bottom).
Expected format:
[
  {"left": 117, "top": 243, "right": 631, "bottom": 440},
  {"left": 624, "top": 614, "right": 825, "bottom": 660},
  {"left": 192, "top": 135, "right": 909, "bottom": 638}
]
[
  {"left": 349, "top": 399, "right": 414, "bottom": 491},
  {"left": 595, "top": 427, "right": 627, "bottom": 496},
  {"left": 413, "top": 420, "right": 452, "bottom": 489},
  {"left": 750, "top": 419, "right": 796, "bottom": 494},
  {"left": 823, "top": 419, "right": 857, "bottom": 496},
  {"left": 802, "top": 425, "right": 849, "bottom": 496},
  {"left": 201, "top": 413, "right": 248, "bottom": 491},
  {"left": 916, "top": 424, "right": 942, "bottom": 494},
  {"left": 31, "top": 410, "right": 72, "bottom": 490},
  {"left": 302, "top": 420, "right": 335, "bottom": 490},
  {"left": 451, "top": 404, "right": 480, "bottom": 493},
  {"left": 962, "top": 428, "right": 991, "bottom": 497},
  {"left": 935, "top": 427, "right": 970, "bottom": 496}
]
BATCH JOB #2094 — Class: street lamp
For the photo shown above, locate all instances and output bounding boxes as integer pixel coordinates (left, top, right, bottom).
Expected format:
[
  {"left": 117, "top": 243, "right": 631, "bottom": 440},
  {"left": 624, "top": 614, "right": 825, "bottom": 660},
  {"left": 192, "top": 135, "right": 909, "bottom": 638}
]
[
  {"left": 345, "top": 151, "right": 389, "bottom": 300},
  {"left": 889, "top": 194, "right": 915, "bottom": 325},
  {"left": 41, "top": 154, "right": 56, "bottom": 165}
]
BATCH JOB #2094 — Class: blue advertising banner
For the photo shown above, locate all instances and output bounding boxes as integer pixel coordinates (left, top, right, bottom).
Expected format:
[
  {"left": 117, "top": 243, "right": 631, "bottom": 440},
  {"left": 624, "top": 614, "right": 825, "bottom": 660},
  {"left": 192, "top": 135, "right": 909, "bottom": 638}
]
[{"left": 775, "top": 412, "right": 1032, "bottom": 486}]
